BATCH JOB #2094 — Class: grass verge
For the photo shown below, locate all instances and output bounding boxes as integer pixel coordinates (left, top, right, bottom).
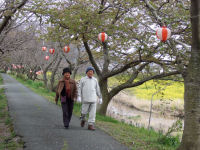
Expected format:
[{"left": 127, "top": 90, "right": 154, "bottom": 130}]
[
  {"left": 0, "top": 75, "right": 24, "bottom": 150},
  {"left": 13, "top": 75, "right": 180, "bottom": 150}
]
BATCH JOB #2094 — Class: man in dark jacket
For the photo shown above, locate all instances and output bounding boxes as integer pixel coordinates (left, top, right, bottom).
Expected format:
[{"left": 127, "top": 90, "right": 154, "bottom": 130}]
[{"left": 55, "top": 67, "right": 77, "bottom": 129}]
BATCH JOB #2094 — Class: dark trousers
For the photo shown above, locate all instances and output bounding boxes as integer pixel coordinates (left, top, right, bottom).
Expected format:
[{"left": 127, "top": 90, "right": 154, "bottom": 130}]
[{"left": 61, "top": 100, "right": 74, "bottom": 127}]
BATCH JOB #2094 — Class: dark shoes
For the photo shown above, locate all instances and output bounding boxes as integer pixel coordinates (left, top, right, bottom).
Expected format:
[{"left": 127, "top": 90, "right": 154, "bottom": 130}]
[
  {"left": 88, "top": 125, "right": 95, "bottom": 131},
  {"left": 64, "top": 125, "right": 69, "bottom": 129},
  {"left": 81, "top": 120, "right": 85, "bottom": 127}
]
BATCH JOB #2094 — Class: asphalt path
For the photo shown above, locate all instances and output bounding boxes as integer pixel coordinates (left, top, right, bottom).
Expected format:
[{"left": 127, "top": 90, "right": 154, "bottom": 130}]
[{"left": 1, "top": 74, "right": 129, "bottom": 150}]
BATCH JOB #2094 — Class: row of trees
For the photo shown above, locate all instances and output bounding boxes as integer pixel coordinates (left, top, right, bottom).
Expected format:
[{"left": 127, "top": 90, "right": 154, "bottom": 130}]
[{"left": 0, "top": 0, "right": 199, "bottom": 149}]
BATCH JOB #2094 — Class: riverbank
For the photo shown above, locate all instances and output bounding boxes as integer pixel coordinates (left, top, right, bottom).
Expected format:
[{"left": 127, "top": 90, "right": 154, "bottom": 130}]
[{"left": 107, "top": 91, "right": 184, "bottom": 133}]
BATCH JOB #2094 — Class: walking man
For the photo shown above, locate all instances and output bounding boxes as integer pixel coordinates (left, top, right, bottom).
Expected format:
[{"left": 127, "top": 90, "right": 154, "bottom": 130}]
[
  {"left": 55, "top": 67, "right": 77, "bottom": 129},
  {"left": 78, "top": 66, "right": 102, "bottom": 130}
]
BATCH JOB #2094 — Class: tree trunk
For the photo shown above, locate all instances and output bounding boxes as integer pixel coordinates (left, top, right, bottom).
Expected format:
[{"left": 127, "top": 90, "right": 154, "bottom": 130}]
[
  {"left": 50, "top": 58, "right": 62, "bottom": 91},
  {"left": 71, "top": 66, "right": 78, "bottom": 79},
  {"left": 43, "top": 71, "right": 48, "bottom": 89},
  {"left": 178, "top": 1, "right": 200, "bottom": 149},
  {"left": 98, "top": 78, "right": 111, "bottom": 115}
]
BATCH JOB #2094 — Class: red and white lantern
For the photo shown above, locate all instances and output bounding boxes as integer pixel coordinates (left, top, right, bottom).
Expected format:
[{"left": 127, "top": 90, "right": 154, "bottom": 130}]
[
  {"left": 63, "top": 46, "right": 70, "bottom": 53},
  {"left": 42, "top": 46, "right": 47, "bottom": 51},
  {"left": 156, "top": 26, "right": 171, "bottom": 42},
  {"left": 17, "top": 65, "right": 21, "bottom": 69},
  {"left": 45, "top": 56, "right": 49, "bottom": 60},
  {"left": 36, "top": 70, "right": 43, "bottom": 75},
  {"left": 49, "top": 48, "right": 55, "bottom": 54},
  {"left": 98, "top": 32, "right": 108, "bottom": 42},
  {"left": 12, "top": 64, "right": 16, "bottom": 69}
]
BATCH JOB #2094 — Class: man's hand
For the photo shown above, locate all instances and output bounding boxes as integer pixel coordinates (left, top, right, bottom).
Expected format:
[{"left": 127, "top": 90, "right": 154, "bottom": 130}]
[
  {"left": 99, "top": 98, "right": 102, "bottom": 104},
  {"left": 77, "top": 97, "right": 81, "bottom": 103}
]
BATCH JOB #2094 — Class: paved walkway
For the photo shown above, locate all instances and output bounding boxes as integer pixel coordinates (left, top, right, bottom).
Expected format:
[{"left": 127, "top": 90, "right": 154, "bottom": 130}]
[{"left": 1, "top": 74, "right": 129, "bottom": 150}]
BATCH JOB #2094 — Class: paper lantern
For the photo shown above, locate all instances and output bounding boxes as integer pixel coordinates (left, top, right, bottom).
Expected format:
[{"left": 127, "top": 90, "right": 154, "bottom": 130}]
[
  {"left": 63, "top": 46, "right": 70, "bottom": 53},
  {"left": 12, "top": 64, "right": 17, "bottom": 69},
  {"left": 42, "top": 47, "right": 47, "bottom": 51},
  {"left": 156, "top": 26, "right": 171, "bottom": 42},
  {"left": 49, "top": 48, "right": 55, "bottom": 54},
  {"left": 98, "top": 32, "right": 108, "bottom": 42},
  {"left": 45, "top": 56, "right": 49, "bottom": 60},
  {"left": 36, "top": 71, "right": 43, "bottom": 75}
]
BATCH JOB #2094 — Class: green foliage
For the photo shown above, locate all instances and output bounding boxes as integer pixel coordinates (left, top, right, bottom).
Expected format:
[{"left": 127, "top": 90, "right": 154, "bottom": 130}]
[
  {"left": 33, "top": 81, "right": 44, "bottom": 88},
  {"left": 157, "top": 120, "right": 182, "bottom": 147},
  {"left": 165, "top": 120, "right": 183, "bottom": 137},
  {"left": 16, "top": 73, "right": 26, "bottom": 80},
  {"left": 27, "top": 79, "right": 33, "bottom": 85},
  {"left": 157, "top": 134, "right": 180, "bottom": 147},
  {"left": 5, "top": 117, "right": 12, "bottom": 125},
  {"left": 0, "top": 75, "right": 3, "bottom": 84},
  {"left": 0, "top": 70, "right": 6, "bottom": 73}
]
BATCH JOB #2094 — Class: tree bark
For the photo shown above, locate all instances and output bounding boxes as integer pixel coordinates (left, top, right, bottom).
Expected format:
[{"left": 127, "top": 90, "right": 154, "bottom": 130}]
[
  {"left": 178, "top": 1, "right": 200, "bottom": 149},
  {"left": 50, "top": 57, "right": 62, "bottom": 91},
  {"left": 98, "top": 78, "right": 110, "bottom": 115}
]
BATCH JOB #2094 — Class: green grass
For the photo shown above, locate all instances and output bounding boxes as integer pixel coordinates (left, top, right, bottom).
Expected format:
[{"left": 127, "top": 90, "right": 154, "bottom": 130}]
[
  {"left": 0, "top": 75, "right": 3, "bottom": 84},
  {"left": 13, "top": 74, "right": 180, "bottom": 150},
  {"left": 96, "top": 121, "right": 180, "bottom": 150},
  {"left": 0, "top": 75, "right": 23, "bottom": 150}
]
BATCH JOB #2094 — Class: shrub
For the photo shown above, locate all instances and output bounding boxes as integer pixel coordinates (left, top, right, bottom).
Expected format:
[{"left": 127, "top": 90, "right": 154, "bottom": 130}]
[
  {"left": 33, "top": 82, "right": 44, "bottom": 88},
  {"left": 27, "top": 80, "right": 33, "bottom": 85},
  {"left": 158, "top": 135, "right": 180, "bottom": 147}
]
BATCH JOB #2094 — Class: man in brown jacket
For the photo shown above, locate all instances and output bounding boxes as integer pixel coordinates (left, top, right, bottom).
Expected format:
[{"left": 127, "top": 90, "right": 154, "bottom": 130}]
[{"left": 55, "top": 67, "right": 77, "bottom": 129}]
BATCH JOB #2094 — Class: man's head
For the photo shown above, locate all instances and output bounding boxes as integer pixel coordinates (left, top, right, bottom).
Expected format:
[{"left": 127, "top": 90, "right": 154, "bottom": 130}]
[
  {"left": 62, "top": 67, "right": 71, "bottom": 79},
  {"left": 86, "top": 66, "right": 95, "bottom": 78}
]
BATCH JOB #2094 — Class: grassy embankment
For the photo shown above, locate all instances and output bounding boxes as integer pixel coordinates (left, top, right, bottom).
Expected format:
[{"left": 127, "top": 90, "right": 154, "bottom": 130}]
[
  {"left": 0, "top": 75, "right": 23, "bottom": 150},
  {"left": 12, "top": 74, "right": 181, "bottom": 150}
]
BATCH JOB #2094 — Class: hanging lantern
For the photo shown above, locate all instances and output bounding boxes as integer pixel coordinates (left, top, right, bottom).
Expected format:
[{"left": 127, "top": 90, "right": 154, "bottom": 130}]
[
  {"left": 63, "top": 46, "right": 70, "bottom": 53},
  {"left": 36, "top": 71, "right": 42, "bottom": 75},
  {"left": 12, "top": 64, "right": 17, "bottom": 69},
  {"left": 45, "top": 56, "right": 49, "bottom": 60},
  {"left": 156, "top": 26, "right": 171, "bottom": 42},
  {"left": 17, "top": 65, "right": 21, "bottom": 69},
  {"left": 42, "top": 46, "right": 47, "bottom": 51},
  {"left": 49, "top": 48, "right": 55, "bottom": 54},
  {"left": 98, "top": 32, "right": 108, "bottom": 42}
]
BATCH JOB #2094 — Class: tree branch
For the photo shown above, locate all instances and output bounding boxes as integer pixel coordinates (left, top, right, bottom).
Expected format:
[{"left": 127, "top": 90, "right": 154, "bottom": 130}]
[
  {"left": 82, "top": 36, "right": 101, "bottom": 76},
  {"left": 109, "top": 70, "right": 180, "bottom": 99}
]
